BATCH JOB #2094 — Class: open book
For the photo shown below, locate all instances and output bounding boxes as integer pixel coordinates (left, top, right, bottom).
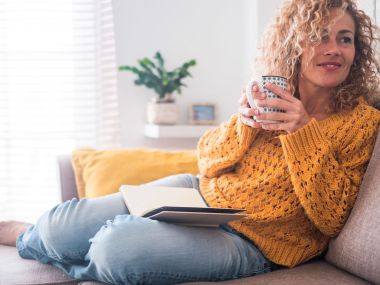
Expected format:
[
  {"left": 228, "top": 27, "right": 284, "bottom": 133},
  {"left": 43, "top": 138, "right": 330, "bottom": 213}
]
[{"left": 119, "top": 185, "right": 247, "bottom": 227}]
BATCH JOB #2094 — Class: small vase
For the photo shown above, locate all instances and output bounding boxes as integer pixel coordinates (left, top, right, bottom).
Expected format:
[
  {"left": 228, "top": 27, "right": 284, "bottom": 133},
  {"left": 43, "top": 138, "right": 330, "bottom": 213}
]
[
  {"left": 152, "top": 93, "right": 176, "bottom": 103},
  {"left": 147, "top": 98, "right": 178, "bottom": 125}
]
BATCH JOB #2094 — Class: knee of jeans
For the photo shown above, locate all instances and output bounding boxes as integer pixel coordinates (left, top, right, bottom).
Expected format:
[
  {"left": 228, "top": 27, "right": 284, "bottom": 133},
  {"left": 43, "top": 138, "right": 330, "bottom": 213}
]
[
  {"left": 145, "top": 173, "right": 199, "bottom": 190},
  {"left": 87, "top": 216, "right": 167, "bottom": 279},
  {"left": 37, "top": 199, "right": 81, "bottom": 255},
  {"left": 178, "top": 173, "right": 199, "bottom": 189},
  {"left": 181, "top": 173, "right": 199, "bottom": 189}
]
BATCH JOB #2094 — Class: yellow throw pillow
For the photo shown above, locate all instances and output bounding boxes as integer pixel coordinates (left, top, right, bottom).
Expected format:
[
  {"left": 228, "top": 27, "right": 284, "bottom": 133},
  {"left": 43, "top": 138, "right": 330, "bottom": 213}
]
[{"left": 71, "top": 148, "right": 199, "bottom": 198}]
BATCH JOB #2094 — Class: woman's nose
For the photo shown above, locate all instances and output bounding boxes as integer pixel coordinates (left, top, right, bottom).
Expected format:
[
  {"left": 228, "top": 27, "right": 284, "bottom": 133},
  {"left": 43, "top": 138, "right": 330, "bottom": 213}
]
[{"left": 323, "top": 40, "right": 342, "bottom": 56}]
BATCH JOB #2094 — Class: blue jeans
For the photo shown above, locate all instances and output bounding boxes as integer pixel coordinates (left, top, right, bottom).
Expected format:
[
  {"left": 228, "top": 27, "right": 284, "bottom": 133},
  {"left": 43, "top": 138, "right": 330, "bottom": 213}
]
[{"left": 16, "top": 174, "right": 273, "bottom": 285}]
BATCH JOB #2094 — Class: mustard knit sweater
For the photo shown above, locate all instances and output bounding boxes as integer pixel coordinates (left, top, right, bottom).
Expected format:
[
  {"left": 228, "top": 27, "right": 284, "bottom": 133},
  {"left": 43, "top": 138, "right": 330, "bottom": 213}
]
[{"left": 197, "top": 100, "right": 380, "bottom": 268}]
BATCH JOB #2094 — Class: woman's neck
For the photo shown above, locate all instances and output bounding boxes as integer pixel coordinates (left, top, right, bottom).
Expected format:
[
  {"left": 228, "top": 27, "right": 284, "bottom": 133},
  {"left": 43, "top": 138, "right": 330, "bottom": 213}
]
[{"left": 298, "top": 83, "right": 332, "bottom": 118}]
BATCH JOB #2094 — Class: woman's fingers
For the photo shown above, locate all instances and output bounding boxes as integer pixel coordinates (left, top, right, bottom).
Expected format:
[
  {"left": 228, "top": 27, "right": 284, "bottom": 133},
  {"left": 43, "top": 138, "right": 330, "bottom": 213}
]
[
  {"left": 255, "top": 111, "right": 289, "bottom": 122},
  {"left": 239, "top": 106, "right": 258, "bottom": 117},
  {"left": 265, "top": 83, "right": 295, "bottom": 102},
  {"left": 238, "top": 85, "right": 262, "bottom": 128},
  {"left": 252, "top": 84, "right": 266, "bottom": 100},
  {"left": 255, "top": 97, "right": 293, "bottom": 111},
  {"left": 246, "top": 81, "right": 265, "bottom": 102},
  {"left": 239, "top": 82, "right": 312, "bottom": 133},
  {"left": 239, "top": 114, "right": 262, "bottom": 128}
]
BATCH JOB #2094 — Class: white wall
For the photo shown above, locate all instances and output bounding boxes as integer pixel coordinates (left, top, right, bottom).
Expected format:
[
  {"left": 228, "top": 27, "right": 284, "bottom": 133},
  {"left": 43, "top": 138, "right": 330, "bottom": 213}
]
[
  {"left": 113, "top": 0, "right": 283, "bottom": 149},
  {"left": 357, "top": 0, "right": 376, "bottom": 20}
]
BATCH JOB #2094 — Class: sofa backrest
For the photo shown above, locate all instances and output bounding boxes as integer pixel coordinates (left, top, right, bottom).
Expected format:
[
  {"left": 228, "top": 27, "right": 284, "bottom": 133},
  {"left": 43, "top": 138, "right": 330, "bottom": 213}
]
[
  {"left": 326, "top": 130, "right": 380, "bottom": 284},
  {"left": 57, "top": 155, "right": 78, "bottom": 201}
]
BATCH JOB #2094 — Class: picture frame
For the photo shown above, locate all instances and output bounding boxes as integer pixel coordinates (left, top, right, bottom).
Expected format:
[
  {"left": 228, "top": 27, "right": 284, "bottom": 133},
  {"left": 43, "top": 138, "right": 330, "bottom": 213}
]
[{"left": 189, "top": 103, "right": 217, "bottom": 125}]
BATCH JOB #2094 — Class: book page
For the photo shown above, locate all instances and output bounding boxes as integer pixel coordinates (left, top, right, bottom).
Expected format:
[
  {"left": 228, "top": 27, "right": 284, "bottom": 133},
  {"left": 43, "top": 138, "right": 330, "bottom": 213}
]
[{"left": 120, "top": 185, "right": 207, "bottom": 217}]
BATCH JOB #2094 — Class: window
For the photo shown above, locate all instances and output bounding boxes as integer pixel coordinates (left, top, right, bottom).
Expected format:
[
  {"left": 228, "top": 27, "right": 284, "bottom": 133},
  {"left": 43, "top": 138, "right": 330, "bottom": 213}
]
[{"left": 0, "top": 0, "right": 121, "bottom": 222}]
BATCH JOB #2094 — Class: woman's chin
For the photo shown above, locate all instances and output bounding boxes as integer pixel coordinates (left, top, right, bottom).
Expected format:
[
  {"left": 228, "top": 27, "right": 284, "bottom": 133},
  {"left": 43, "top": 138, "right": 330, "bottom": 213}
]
[{"left": 319, "top": 79, "right": 347, "bottom": 89}]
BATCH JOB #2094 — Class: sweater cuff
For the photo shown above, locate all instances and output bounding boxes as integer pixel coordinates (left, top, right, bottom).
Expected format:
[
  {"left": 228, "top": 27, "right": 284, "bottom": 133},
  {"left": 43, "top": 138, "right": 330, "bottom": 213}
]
[
  {"left": 236, "top": 114, "right": 258, "bottom": 144},
  {"left": 279, "top": 118, "right": 328, "bottom": 157}
]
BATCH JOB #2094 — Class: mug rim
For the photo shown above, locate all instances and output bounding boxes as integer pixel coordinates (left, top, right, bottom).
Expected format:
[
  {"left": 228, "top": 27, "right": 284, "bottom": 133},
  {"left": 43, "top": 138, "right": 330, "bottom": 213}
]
[{"left": 262, "top": 75, "right": 287, "bottom": 80}]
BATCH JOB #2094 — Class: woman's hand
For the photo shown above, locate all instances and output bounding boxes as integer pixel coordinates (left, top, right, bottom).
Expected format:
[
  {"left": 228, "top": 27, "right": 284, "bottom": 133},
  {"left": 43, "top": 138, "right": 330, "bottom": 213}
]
[
  {"left": 255, "top": 83, "right": 312, "bottom": 133},
  {"left": 238, "top": 83, "right": 263, "bottom": 128}
]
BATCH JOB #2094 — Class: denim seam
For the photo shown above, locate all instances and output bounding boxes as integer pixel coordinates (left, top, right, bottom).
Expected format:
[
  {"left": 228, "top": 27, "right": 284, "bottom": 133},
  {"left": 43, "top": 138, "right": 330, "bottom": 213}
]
[
  {"left": 44, "top": 249, "right": 88, "bottom": 263},
  {"left": 118, "top": 271, "right": 205, "bottom": 284},
  {"left": 118, "top": 266, "right": 272, "bottom": 284}
]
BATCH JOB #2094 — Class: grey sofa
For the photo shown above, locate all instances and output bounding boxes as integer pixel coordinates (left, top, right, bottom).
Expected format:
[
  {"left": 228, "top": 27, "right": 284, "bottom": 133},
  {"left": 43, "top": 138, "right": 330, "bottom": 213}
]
[{"left": 1, "top": 130, "right": 380, "bottom": 285}]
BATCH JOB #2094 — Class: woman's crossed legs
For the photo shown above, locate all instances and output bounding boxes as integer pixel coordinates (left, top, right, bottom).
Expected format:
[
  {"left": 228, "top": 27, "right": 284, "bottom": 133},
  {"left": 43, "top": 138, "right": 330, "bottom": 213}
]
[{"left": 13, "top": 174, "right": 272, "bottom": 284}]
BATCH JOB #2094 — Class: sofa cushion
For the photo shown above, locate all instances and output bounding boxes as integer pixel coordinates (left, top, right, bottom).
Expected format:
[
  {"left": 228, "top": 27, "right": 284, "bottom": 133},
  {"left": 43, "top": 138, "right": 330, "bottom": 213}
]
[
  {"left": 326, "top": 130, "right": 380, "bottom": 284},
  {"left": 0, "top": 245, "right": 371, "bottom": 285},
  {"left": 72, "top": 148, "right": 198, "bottom": 198},
  {"left": 181, "top": 261, "right": 371, "bottom": 285},
  {"left": 0, "top": 244, "right": 77, "bottom": 285},
  {"left": 77, "top": 262, "right": 372, "bottom": 285}
]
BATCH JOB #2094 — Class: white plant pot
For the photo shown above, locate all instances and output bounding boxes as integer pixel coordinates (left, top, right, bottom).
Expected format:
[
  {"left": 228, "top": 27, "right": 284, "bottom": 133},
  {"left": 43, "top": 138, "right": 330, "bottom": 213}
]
[{"left": 147, "top": 101, "right": 178, "bottom": 125}]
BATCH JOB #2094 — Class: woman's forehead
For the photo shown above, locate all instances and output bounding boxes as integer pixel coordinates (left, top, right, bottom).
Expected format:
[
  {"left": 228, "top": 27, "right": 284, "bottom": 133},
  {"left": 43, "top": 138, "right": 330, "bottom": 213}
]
[{"left": 325, "top": 9, "right": 356, "bottom": 34}]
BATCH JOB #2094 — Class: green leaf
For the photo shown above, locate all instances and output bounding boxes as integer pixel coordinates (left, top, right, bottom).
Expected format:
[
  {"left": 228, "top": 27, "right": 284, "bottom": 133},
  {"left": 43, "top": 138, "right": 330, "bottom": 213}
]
[{"left": 119, "top": 51, "right": 197, "bottom": 98}]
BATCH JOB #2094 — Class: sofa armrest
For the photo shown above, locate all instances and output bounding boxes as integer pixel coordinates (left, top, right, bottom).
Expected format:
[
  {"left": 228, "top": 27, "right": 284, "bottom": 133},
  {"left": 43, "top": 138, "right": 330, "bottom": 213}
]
[{"left": 56, "top": 155, "right": 78, "bottom": 201}]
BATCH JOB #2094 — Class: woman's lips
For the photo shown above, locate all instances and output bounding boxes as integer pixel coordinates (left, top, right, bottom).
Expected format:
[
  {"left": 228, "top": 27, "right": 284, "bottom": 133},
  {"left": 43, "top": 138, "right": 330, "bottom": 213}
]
[{"left": 317, "top": 62, "right": 342, "bottom": 71}]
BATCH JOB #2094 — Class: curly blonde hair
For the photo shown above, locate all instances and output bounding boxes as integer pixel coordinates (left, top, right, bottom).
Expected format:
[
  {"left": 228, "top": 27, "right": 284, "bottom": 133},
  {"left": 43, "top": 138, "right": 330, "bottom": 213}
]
[{"left": 256, "top": 0, "right": 380, "bottom": 112}]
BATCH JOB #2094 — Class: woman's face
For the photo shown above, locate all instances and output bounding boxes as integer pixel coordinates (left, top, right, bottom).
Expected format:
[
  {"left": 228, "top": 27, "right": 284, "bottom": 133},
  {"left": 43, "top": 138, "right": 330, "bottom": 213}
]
[{"left": 299, "top": 9, "right": 356, "bottom": 91}]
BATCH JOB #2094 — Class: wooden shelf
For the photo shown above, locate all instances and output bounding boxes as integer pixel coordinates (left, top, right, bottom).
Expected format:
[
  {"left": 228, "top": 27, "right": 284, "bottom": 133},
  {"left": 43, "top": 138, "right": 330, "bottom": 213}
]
[{"left": 144, "top": 124, "right": 215, "bottom": 138}]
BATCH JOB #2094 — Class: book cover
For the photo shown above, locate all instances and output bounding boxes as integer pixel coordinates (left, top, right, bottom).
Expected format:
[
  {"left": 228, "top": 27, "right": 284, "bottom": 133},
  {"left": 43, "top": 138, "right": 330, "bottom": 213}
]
[{"left": 119, "top": 185, "right": 247, "bottom": 227}]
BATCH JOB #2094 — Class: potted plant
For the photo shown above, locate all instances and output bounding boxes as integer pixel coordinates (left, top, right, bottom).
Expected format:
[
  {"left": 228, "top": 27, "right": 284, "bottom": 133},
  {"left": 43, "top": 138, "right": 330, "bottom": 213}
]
[{"left": 119, "top": 51, "right": 196, "bottom": 124}]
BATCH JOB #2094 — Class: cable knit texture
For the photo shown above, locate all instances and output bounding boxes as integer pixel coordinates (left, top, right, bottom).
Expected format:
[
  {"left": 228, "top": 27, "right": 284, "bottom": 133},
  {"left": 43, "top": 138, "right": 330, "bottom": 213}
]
[{"left": 197, "top": 99, "right": 380, "bottom": 268}]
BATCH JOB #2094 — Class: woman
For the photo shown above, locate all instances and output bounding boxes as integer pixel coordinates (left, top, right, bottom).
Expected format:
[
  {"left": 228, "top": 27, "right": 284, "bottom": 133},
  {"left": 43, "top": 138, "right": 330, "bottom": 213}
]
[{"left": 1, "top": 0, "right": 380, "bottom": 284}]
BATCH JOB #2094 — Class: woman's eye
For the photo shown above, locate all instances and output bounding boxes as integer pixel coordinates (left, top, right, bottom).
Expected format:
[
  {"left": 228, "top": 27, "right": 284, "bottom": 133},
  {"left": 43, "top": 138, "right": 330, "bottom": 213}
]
[
  {"left": 321, "top": 35, "right": 329, "bottom": 43},
  {"left": 340, "top": 36, "right": 353, "bottom": 44}
]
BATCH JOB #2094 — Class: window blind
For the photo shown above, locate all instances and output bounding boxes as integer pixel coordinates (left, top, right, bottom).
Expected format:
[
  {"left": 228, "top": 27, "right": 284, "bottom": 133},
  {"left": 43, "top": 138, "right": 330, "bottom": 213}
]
[{"left": 0, "top": 0, "right": 121, "bottom": 222}]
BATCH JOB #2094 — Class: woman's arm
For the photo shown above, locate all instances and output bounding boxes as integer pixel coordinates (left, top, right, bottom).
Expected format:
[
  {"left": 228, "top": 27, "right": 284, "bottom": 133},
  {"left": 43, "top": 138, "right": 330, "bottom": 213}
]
[
  {"left": 197, "top": 114, "right": 259, "bottom": 178},
  {"left": 280, "top": 111, "right": 380, "bottom": 237}
]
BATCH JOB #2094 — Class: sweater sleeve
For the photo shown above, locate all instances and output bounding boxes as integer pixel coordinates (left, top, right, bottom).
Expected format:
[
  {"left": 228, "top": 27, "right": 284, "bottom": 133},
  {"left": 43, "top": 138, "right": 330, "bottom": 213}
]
[
  {"left": 279, "top": 110, "right": 380, "bottom": 237},
  {"left": 197, "top": 114, "right": 259, "bottom": 178}
]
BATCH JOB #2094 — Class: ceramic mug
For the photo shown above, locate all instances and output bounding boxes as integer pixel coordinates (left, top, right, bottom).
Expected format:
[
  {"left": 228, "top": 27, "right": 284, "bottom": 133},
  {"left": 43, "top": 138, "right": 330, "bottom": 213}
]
[{"left": 246, "top": 75, "right": 288, "bottom": 123}]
